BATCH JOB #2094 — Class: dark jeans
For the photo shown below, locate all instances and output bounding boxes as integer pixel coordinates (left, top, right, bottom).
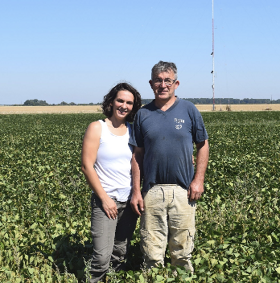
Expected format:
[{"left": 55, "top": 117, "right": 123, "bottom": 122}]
[{"left": 89, "top": 194, "right": 138, "bottom": 283}]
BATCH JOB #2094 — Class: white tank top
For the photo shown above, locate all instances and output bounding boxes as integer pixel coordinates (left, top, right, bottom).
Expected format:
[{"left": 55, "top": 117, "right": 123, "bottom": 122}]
[{"left": 94, "top": 120, "right": 133, "bottom": 202}]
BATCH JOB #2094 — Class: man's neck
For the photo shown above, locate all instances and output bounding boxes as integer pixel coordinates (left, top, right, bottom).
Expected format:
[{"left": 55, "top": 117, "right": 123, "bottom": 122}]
[{"left": 154, "top": 96, "right": 177, "bottom": 112}]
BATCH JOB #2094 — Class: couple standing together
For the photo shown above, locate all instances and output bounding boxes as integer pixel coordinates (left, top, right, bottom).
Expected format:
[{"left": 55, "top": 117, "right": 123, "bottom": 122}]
[{"left": 81, "top": 61, "right": 209, "bottom": 282}]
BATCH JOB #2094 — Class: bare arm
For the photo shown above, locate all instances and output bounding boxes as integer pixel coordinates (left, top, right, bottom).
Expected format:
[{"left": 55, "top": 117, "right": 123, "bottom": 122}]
[
  {"left": 188, "top": 140, "right": 209, "bottom": 201},
  {"left": 130, "top": 146, "right": 144, "bottom": 216},
  {"left": 81, "top": 122, "right": 118, "bottom": 219}
]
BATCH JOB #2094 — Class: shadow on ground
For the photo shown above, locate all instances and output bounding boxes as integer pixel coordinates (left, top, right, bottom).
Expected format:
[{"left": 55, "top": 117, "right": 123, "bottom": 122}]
[{"left": 51, "top": 232, "right": 143, "bottom": 282}]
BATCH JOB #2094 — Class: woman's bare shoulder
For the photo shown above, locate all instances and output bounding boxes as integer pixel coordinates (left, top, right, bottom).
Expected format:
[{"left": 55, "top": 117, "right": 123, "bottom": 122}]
[
  {"left": 84, "top": 120, "right": 102, "bottom": 139},
  {"left": 88, "top": 120, "right": 102, "bottom": 130}
]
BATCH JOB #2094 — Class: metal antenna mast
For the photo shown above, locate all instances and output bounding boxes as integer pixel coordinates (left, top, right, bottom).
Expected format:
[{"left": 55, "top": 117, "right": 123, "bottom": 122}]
[{"left": 211, "top": 0, "right": 215, "bottom": 110}]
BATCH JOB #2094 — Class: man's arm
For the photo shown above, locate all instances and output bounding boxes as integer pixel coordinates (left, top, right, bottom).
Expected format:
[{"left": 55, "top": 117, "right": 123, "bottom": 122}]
[
  {"left": 188, "top": 140, "right": 209, "bottom": 201},
  {"left": 130, "top": 146, "right": 145, "bottom": 215}
]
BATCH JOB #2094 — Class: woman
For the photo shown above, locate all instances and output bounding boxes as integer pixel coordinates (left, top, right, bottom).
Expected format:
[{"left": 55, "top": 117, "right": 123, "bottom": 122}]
[{"left": 81, "top": 83, "right": 141, "bottom": 283}]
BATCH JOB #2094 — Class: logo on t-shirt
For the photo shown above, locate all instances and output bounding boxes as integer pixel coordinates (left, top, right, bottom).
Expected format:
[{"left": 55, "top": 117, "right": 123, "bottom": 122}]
[{"left": 174, "top": 118, "right": 184, "bottom": 130}]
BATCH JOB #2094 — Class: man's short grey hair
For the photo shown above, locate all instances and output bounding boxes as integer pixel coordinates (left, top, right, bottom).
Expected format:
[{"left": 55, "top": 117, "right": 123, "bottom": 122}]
[{"left": 151, "top": 61, "right": 178, "bottom": 80}]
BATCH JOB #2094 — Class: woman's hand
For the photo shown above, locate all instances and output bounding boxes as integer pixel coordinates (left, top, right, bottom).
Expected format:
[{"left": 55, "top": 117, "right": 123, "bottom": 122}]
[{"left": 102, "top": 196, "right": 118, "bottom": 220}]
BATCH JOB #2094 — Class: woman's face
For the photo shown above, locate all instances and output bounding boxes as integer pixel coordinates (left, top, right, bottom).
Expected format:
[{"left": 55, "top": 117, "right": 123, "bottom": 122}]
[{"left": 111, "top": 90, "right": 134, "bottom": 120}]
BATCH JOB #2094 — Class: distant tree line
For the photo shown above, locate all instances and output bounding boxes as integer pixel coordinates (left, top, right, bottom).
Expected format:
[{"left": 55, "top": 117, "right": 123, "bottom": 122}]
[
  {"left": 23, "top": 99, "right": 48, "bottom": 106},
  {"left": 22, "top": 98, "right": 280, "bottom": 106},
  {"left": 184, "top": 98, "right": 280, "bottom": 104},
  {"left": 142, "top": 98, "right": 280, "bottom": 105},
  {"left": 23, "top": 99, "right": 99, "bottom": 106}
]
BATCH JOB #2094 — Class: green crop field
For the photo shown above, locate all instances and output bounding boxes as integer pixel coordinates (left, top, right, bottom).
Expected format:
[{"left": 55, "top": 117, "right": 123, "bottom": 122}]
[{"left": 1, "top": 112, "right": 280, "bottom": 282}]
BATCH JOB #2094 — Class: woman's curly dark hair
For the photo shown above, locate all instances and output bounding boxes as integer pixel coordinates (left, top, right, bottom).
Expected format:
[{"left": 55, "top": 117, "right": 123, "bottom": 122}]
[{"left": 102, "top": 83, "right": 142, "bottom": 122}]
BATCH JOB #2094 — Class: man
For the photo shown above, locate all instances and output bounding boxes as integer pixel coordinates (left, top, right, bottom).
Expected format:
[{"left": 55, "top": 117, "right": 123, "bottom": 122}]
[{"left": 130, "top": 61, "right": 209, "bottom": 273}]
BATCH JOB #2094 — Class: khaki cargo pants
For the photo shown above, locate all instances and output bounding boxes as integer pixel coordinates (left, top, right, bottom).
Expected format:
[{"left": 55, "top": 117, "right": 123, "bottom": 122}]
[{"left": 140, "top": 184, "right": 196, "bottom": 272}]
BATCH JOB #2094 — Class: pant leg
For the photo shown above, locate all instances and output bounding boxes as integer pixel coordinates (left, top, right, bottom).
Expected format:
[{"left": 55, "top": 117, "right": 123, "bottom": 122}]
[
  {"left": 111, "top": 200, "right": 138, "bottom": 271},
  {"left": 140, "top": 186, "right": 168, "bottom": 268},
  {"left": 168, "top": 186, "right": 196, "bottom": 272},
  {"left": 89, "top": 194, "right": 117, "bottom": 283}
]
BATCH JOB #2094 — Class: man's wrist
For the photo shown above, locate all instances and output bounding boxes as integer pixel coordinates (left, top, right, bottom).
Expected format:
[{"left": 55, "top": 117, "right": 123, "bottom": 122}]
[
  {"left": 193, "top": 175, "right": 205, "bottom": 184},
  {"left": 132, "top": 187, "right": 141, "bottom": 194}
]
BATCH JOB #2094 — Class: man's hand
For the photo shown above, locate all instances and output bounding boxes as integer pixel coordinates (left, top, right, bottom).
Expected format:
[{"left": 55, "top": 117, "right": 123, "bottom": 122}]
[
  {"left": 188, "top": 179, "right": 204, "bottom": 202},
  {"left": 101, "top": 196, "right": 118, "bottom": 220},
  {"left": 130, "top": 191, "right": 144, "bottom": 216}
]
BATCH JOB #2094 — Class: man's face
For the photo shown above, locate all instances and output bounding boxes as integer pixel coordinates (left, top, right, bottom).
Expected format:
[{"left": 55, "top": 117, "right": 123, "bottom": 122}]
[{"left": 149, "top": 71, "right": 179, "bottom": 101}]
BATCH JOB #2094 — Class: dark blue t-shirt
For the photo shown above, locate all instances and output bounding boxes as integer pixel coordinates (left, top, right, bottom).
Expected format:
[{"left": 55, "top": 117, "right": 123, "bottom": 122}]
[{"left": 130, "top": 98, "right": 208, "bottom": 192}]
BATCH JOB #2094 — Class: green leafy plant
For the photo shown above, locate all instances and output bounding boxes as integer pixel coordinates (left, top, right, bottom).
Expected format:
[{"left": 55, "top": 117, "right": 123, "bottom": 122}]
[{"left": 1, "top": 112, "right": 280, "bottom": 282}]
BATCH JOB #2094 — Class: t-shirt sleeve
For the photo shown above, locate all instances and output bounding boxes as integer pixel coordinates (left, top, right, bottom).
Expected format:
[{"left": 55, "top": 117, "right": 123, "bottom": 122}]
[
  {"left": 129, "top": 113, "right": 144, "bottom": 147},
  {"left": 192, "top": 108, "right": 208, "bottom": 144}
]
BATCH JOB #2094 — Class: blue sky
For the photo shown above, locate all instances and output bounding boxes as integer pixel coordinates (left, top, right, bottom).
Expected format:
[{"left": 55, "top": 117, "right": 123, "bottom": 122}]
[{"left": 1, "top": 0, "right": 279, "bottom": 105}]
